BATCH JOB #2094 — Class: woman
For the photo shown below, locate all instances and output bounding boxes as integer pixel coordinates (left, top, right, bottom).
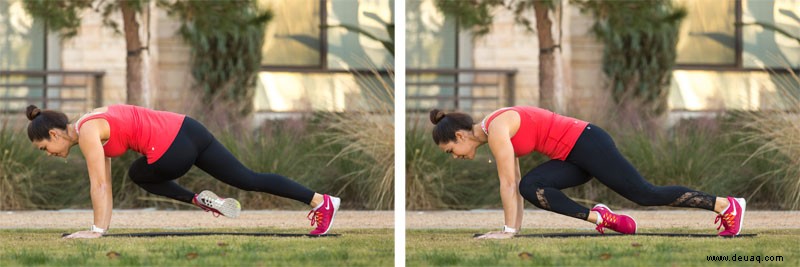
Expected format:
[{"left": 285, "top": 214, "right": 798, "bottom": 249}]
[
  {"left": 26, "top": 104, "right": 340, "bottom": 238},
  {"left": 429, "top": 106, "right": 745, "bottom": 239}
]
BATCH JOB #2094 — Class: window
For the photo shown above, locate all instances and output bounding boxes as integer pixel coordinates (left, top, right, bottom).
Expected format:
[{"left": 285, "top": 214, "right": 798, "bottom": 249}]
[
  {"left": 255, "top": 0, "right": 394, "bottom": 113},
  {"left": 327, "top": 0, "right": 394, "bottom": 69},
  {"left": 260, "top": 0, "right": 321, "bottom": 67},
  {"left": 674, "top": 0, "right": 737, "bottom": 65},
  {"left": 0, "top": 0, "right": 46, "bottom": 71},
  {"left": 0, "top": 0, "right": 53, "bottom": 112},
  {"left": 742, "top": 0, "right": 799, "bottom": 69},
  {"left": 405, "top": 0, "right": 508, "bottom": 115},
  {"left": 406, "top": 0, "right": 459, "bottom": 112},
  {"left": 670, "top": 0, "right": 799, "bottom": 111},
  {"left": 259, "top": 0, "right": 393, "bottom": 70},
  {"left": 675, "top": 0, "right": 799, "bottom": 69},
  {"left": 406, "top": 0, "right": 459, "bottom": 69}
]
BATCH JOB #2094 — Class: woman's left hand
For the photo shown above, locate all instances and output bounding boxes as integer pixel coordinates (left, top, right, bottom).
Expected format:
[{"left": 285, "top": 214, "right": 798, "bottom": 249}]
[
  {"left": 63, "top": 230, "right": 103, "bottom": 239},
  {"left": 475, "top": 231, "right": 515, "bottom": 239}
]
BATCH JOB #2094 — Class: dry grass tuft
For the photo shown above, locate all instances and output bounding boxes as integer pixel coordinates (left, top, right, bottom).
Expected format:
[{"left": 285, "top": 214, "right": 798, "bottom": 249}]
[
  {"left": 320, "top": 69, "right": 394, "bottom": 209},
  {"left": 739, "top": 69, "right": 800, "bottom": 209}
]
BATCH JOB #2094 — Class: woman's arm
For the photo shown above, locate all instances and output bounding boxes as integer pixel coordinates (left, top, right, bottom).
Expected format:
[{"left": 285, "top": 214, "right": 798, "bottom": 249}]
[
  {"left": 514, "top": 158, "right": 524, "bottom": 231},
  {"left": 66, "top": 121, "right": 113, "bottom": 238},
  {"left": 484, "top": 119, "right": 519, "bottom": 237},
  {"left": 492, "top": 136, "right": 518, "bottom": 230}
]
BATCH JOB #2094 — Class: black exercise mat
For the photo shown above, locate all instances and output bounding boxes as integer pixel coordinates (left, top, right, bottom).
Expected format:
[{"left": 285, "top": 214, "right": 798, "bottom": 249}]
[
  {"left": 473, "top": 233, "right": 756, "bottom": 238},
  {"left": 61, "top": 232, "right": 339, "bottom": 238}
]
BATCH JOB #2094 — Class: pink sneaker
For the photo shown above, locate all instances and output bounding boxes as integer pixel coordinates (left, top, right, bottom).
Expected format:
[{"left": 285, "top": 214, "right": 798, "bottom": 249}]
[
  {"left": 716, "top": 196, "right": 746, "bottom": 236},
  {"left": 308, "top": 194, "right": 341, "bottom": 235},
  {"left": 192, "top": 190, "right": 241, "bottom": 218},
  {"left": 591, "top": 204, "right": 637, "bottom": 235}
]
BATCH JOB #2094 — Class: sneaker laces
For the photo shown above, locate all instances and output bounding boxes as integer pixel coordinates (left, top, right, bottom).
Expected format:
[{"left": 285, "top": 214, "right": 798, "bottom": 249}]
[
  {"left": 307, "top": 209, "right": 323, "bottom": 227},
  {"left": 193, "top": 196, "right": 221, "bottom": 218},
  {"left": 595, "top": 212, "right": 617, "bottom": 234},
  {"left": 715, "top": 213, "right": 734, "bottom": 231}
]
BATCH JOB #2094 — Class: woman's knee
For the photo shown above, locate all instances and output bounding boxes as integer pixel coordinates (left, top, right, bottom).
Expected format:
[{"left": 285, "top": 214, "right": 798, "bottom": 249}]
[
  {"left": 127, "top": 158, "right": 150, "bottom": 184},
  {"left": 518, "top": 176, "right": 537, "bottom": 198}
]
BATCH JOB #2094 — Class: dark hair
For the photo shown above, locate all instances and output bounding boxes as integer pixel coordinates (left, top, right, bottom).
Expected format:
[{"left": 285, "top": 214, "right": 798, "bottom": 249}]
[
  {"left": 26, "top": 105, "right": 68, "bottom": 142},
  {"left": 429, "top": 109, "right": 474, "bottom": 144}
]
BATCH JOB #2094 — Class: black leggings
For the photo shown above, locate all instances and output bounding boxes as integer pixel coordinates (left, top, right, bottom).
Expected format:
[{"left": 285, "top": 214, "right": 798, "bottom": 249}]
[
  {"left": 128, "top": 117, "right": 315, "bottom": 205},
  {"left": 518, "top": 124, "right": 716, "bottom": 220}
]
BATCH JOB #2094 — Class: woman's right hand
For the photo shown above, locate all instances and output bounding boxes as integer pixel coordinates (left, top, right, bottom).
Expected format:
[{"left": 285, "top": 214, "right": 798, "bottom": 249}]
[
  {"left": 63, "top": 230, "right": 103, "bottom": 239},
  {"left": 475, "top": 231, "right": 515, "bottom": 239}
]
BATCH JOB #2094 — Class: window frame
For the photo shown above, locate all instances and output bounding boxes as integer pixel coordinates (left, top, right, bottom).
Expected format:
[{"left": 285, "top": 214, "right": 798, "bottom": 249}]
[
  {"left": 674, "top": 0, "right": 799, "bottom": 72},
  {"left": 0, "top": 2, "right": 49, "bottom": 71},
  {"left": 259, "top": 0, "right": 392, "bottom": 74}
]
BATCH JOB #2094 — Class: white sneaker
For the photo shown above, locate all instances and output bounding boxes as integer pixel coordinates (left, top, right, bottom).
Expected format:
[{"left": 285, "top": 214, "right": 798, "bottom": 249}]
[{"left": 192, "top": 190, "right": 241, "bottom": 218}]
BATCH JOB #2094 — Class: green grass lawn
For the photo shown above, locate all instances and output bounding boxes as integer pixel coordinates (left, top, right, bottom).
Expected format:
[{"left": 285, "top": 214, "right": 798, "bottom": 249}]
[
  {"left": 407, "top": 229, "right": 800, "bottom": 266},
  {"left": 0, "top": 228, "right": 393, "bottom": 266}
]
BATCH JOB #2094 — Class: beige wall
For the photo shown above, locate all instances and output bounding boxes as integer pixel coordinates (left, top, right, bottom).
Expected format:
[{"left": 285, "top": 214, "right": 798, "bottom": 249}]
[
  {"left": 60, "top": 8, "right": 128, "bottom": 107},
  {"left": 59, "top": 5, "right": 193, "bottom": 112},
  {"left": 563, "top": 4, "right": 609, "bottom": 120},
  {"left": 469, "top": 3, "right": 606, "bottom": 118},
  {"left": 471, "top": 7, "right": 539, "bottom": 109},
  {"left": 465, "top": 3, "right": 795, "bottom": 122},
  {"left": 153, "top": 8, "right": 195, "bottom": 113}
]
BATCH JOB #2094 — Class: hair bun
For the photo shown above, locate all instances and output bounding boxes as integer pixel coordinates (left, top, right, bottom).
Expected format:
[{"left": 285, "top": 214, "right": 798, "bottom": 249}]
[
  {"left": 26, "top": 105, "right": 41, "bottom": 121},
  {"left": 429, "top": 109, "right": 446, "bottom": 125}
]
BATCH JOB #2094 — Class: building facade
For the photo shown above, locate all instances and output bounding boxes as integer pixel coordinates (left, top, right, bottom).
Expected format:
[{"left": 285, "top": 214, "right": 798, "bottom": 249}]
[
  {"left": 406, "top": 0, "right": 799, "bottom": 120},
  {"left": 1, "top": 0, "right": 394, "bottom": 120}
]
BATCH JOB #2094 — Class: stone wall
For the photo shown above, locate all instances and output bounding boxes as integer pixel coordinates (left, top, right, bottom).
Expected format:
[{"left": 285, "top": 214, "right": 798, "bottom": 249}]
[
  {"left": 470, "top": 3, "right": 607, "bottom": 118},
  {"left": 563, "top": 4, "right": 609, "bottom": 120},
  {"left": 59, "top": 5, "right": 193, "bottom": 113},
  {"left": 471, "top": 7, "right": 539, "bottom": 115},
  {"left": 153, "top": 8, "right": 195, "bottom": 114},
  {"left": 60, "top": 8, "right": 128, "bottom": 107}
]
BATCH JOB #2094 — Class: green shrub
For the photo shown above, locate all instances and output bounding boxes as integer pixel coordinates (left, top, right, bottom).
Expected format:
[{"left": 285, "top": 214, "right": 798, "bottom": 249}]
[
  {"left": 406, "top": 117, "right": 498, "bottom": 210},
  {"left": 0, "top": 121, "right": 39, "bottom": 209}
]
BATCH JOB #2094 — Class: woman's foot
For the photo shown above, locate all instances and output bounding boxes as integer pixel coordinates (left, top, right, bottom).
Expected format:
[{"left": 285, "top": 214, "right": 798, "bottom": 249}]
[
  {"left": 591, "top": 204, "right": 637, "bottom": 234},
  {"left": 193, "top": 190, "right": 241, "bottom": 218},
  {"left": 716, "top": 196, "right": 746, "bottom": 236},
  {"left": 307, "top": 194, "right": 340, "bottom": 235}
]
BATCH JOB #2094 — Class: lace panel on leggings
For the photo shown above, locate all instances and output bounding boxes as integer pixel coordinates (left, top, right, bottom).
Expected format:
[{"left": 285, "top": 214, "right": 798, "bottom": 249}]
[
  {"left": 535, "top": 188, "right": 551, "bottom": 210},
  {"left": 669, "top": 192, "right": 715, "bottom": 210}
]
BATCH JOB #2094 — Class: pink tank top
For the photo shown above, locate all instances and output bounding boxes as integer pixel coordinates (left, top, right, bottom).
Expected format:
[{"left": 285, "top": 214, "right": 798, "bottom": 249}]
[
  {"left": 481, "top": 106, "right": 589, "bottom": 160},
  {"left": 75, "top": 105, "right": 186, "bottom": 164}
]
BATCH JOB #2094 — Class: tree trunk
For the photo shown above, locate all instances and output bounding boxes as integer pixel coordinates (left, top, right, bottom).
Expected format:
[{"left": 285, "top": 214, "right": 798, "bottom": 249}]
[
  {"left": 533, "top": 1, "right": 564, "bottom": 113},
  {"left": 120, "top": 2, "right": 150, "bottom": 107}
]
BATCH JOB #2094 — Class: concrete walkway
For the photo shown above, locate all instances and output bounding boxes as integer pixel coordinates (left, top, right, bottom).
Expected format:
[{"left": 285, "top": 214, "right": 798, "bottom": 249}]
[
  {"left": 2, "top": 209, "right": 798, "bottom": 230},
  {"left": 407, "top": 210, "right": 800, "bottom": 230},
  {"left": 0, "top": 210, "right": 393, "bottom": 229}
]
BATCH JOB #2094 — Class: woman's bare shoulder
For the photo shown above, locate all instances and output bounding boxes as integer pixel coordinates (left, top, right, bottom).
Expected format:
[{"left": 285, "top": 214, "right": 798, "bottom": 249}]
[{"left": 488, "top": 108, "right": 520, "bottom": 125}]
